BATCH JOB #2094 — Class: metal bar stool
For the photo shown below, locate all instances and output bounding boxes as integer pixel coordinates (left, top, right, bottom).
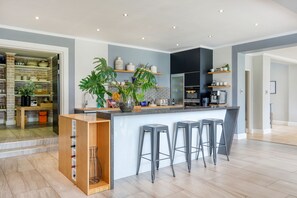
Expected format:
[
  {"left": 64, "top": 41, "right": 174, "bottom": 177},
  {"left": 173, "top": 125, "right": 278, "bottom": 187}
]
[
  {"left": 136, "top": 124, "right": 175, "bottom": 183},
  {"left": 201, "top": 118, "right": 229, "bottom": 165},
  {"left": 172, "top": 121, "right": 206, "bottom": 172}
]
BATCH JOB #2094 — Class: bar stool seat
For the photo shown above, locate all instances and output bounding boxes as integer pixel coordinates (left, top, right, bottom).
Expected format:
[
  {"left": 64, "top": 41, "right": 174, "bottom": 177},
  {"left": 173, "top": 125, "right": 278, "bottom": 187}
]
[
  {"left": 136, "top": 124, "right": 175, "bottom": 183},
  {"left": 201, "top": 118, "right": 229, "bottom": 165},
  {"left": 172, "top": 121, "right": 206, "bottom": 172}
]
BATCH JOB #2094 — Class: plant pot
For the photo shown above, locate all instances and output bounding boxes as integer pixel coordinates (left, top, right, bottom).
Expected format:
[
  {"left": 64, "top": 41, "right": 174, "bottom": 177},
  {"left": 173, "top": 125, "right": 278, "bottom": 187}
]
[
  {"left": 119, "top": 97, "right": 134, "bottom": 112},
  {"left": 21, "top": 96, "right": 31, "bottom": 106}
]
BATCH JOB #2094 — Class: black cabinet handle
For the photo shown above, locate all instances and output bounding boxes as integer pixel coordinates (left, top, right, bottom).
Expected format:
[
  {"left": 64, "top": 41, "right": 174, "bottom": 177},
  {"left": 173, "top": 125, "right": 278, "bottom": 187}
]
[
  {"left": 70, "top": 136, "right": 76, "bottom": 138},
  {"left": 70, "top": 145, "right": 76, "bottom": 148}
]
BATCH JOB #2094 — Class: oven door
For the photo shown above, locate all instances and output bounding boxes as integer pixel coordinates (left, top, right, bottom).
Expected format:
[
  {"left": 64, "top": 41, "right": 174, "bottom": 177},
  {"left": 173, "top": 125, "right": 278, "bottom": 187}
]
[{"left": 185, "top": 87, "right": 200, "bottom": 100}]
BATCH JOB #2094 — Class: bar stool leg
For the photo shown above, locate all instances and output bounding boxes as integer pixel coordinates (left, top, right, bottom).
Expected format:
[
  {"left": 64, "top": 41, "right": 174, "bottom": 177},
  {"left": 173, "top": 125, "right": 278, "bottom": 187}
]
[
  {"left": 212, "top": 123, "right": 217, "bottom": 165},
  {"left": 222, "top": 123, "right": 229, "bottom": 161},
  {"left": 136, "top": 129, "right": 145, "bottom": 175},
  {"left": 165, "top": 129, "right": 175, "bottom": 177},
  {"left": 172, "top": 123, "right": 178, "bottom": 162},
  {"left": 156, "top": 132, "right": 160, "bottom": 170},
  {"left": 185, "top": 125, "right": 192, "bottom": 173},
  {"left": 183, "top": 128, "right": 188, "bottom": 162},
  {"left": 150, "top": 129, "right": 158, "bottom": 183}
]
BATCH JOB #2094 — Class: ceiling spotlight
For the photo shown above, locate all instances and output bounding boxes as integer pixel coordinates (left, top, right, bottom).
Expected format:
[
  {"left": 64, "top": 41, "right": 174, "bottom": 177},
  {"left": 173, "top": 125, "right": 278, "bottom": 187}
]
[
  {"left": 219, "top": 9, "right": 224, "bottom": 13},
  {"left": 176, "top": 44, "right": 179, "bottom": 46},
  {"left": 96, "top": 28, "right": 100, "bottom": 32},
  {"left": 123, "top": 13, "right": 128, "bottom": 17},
  {"left": 255, "top": 23, "right": 259, "bottom": 26},
  {"left": 172, "top": 26, "right": 176, "bottom": 29},
  {"left": 35, "top": 16, "right": 39, "bottom": 20},
  {"left": 141, "top": 37, "right": 145, "bottom": 40},
  {"left": 208, "top": 35, "right": 213, "bottom": 38}
]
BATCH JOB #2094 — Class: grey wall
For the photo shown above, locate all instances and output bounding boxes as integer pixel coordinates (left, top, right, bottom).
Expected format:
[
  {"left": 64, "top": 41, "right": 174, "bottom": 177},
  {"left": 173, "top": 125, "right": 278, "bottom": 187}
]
[
  {"left": 108, "top": 45, "right": 170, "bottom": 87},
  {"left": 232, "top": 33, "right": 297, "bottom": 134},
  {"left": 270, "top": 62, "right": 289, "bottom": 122},
  {"left": 0, "top": 28, "right": 75, "bottom": 113}
]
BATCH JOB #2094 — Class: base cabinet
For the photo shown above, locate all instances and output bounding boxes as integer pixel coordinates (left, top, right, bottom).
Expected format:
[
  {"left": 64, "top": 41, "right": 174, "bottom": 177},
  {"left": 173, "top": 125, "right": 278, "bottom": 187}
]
[{"left": 59, "top": 115, "right": 110, "bottom": 195}]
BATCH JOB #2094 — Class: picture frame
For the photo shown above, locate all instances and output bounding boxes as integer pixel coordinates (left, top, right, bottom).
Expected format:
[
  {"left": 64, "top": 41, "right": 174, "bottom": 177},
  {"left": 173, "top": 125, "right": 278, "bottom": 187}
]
[{"left": 270, "top": 81, "right": 276, "bottom": 94}]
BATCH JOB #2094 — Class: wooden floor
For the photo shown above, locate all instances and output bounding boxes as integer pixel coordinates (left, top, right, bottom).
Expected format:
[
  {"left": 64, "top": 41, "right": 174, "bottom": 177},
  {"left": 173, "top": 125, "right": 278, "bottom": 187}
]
[
  {"left": 1, "top": 139, "right": 297, "bottom": 198},
  {"left": 247, "top": 125, "right": 297, "bottom": 146}
]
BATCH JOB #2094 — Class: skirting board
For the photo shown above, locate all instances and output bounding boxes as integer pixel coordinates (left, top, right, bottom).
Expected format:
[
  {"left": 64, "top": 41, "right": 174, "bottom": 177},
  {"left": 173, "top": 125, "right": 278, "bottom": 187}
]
[
  {"left": 250, "top": 129, "right": 271, "bottom": 134},
  {"left": 273, "top": 120, "right": 297, "bottom": 126},
  {"left": 233, "top": 133, "right": 247, "bottom": 140}
]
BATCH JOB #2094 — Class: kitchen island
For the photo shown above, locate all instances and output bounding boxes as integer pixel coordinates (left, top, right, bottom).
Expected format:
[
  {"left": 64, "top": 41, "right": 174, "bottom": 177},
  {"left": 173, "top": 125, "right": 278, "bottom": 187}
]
[{"left": 95, "top": 106, "right": 239, "bottom": 188}]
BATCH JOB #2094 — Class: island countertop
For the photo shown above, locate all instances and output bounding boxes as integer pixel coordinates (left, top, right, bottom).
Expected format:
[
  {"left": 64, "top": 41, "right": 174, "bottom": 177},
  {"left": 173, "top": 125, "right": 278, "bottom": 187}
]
[{"left": 96, "top": 106, "right": 239, "bottom": 118}]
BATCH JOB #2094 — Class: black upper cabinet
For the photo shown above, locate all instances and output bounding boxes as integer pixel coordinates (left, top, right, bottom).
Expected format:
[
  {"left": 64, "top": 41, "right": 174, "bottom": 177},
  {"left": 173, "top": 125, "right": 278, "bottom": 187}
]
[
  {"left": 184, "top": 72, "right": 200, "bottom": 86},
  {"left": 170, "top": 47, "right": 213, "bottom": 93}
]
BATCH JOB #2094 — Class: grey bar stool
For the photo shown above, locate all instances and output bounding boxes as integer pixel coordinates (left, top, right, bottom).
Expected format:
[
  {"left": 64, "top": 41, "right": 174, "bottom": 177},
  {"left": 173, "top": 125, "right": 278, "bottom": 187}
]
[
  {"left": 172, "top": 121, "right": 206, "bottom": 172},
  {"left": 136, "top": 124, "right": 175, "bottom": 183},
  {"left": 201, "top": 118, "right": 229, "bottom": 165}
]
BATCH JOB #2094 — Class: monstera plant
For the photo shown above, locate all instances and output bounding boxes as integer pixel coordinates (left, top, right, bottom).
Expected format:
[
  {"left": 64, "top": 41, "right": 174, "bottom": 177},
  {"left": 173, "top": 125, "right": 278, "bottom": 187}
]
[{"left": 79, "top": 58, "right": 157, "bottom": 112}]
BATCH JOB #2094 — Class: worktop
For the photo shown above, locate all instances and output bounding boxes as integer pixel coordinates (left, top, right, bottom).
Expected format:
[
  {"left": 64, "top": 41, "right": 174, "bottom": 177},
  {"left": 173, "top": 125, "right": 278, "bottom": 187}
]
[{"left": 74, "top": 105, "right": 183, "bottom": 114}]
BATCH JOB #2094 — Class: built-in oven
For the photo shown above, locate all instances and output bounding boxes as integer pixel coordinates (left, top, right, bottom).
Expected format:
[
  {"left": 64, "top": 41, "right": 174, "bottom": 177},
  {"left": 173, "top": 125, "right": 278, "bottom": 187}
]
[{"left": 184, "top": 86, "right": 200, "bottom": 107}]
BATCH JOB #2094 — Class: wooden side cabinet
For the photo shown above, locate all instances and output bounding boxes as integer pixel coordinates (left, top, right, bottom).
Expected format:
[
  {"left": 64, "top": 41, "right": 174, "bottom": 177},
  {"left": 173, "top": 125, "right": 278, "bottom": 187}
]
[{"left": 59, "top": 114, "right": 110, "bottom": 195}]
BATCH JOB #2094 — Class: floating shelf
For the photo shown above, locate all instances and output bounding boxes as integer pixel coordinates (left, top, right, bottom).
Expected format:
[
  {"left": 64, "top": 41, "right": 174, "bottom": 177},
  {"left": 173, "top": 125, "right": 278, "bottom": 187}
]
[
  {"left": 14, "top": 94, "right": 51, "bottom": 97},
  {"left": 15, "top": 80, "right": 51, "bottom": 83},
  {"left": 114, "top": 69, "right": 161, "bottom": 75},
  {"left": 15, "top": 65, "right": 50, "bottom": 70},
  {"left": 208, "top": 71, "right": 231, "bottom": 74},
  {"left": 208, "top": 85, "right": 231, "bottom": 88}
]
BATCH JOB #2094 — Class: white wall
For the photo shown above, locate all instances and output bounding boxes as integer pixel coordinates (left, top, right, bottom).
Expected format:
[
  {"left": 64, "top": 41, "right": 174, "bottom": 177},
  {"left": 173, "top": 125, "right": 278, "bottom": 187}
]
[
  {"left": 75, "top": 39, "right": 108, "bottom": 108},
  {"left": 288, "top": 64, "right": 297, "bottom": 124},
  {"left": 270, "top": 62, "right": 289, "bottom": 122},
  {"left": 252, "top": 55, "right": 264, "bottom": 129},
  {"left": 213, "top": 46, "right": 232, "bottom": 105}
]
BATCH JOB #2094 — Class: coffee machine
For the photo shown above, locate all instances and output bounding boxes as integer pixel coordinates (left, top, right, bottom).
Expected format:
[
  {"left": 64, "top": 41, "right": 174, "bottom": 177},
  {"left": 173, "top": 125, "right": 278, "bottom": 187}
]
[{"left": 210, "top": 90, "right": 227, "bottom": 104}]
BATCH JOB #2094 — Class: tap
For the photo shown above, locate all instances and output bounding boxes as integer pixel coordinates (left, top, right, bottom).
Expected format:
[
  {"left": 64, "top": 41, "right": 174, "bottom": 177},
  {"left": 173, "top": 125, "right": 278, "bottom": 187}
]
[{"left": 82, "top": 92, "right": 89, "bottom": 108}]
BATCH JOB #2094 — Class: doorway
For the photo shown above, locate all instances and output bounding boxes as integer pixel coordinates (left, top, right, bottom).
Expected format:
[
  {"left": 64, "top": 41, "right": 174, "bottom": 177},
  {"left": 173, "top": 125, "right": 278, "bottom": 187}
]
[{"left": 0, "top": 47, "right": 60, "bottom": 143}]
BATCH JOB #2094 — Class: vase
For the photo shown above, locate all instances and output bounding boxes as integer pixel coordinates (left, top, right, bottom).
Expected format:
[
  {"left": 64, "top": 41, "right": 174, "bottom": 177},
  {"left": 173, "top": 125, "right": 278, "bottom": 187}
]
[
  {"left": 21, "top": 96, "right": 31, "bottom": 106},
  {"left": 89, "top": 146, "right": 102, "bottom": 184},
  {"left": 119, "top": 97, "right": 134, "bottom": 112},
  {"left": 115, "top": 57, "right": 124, "bottom": 70}
]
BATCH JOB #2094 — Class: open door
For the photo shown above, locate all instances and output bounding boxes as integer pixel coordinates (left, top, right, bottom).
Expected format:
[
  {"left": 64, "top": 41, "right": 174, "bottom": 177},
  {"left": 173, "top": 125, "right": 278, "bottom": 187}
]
[{"left": 52, "top": 54, "right": 60, "bottom": 134}]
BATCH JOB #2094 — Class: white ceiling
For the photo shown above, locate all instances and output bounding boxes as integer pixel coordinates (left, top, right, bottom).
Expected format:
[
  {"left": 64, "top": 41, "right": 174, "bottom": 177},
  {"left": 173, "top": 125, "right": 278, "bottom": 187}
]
[{"left": 0, "top": 0, "right": 297, "bottom": 52}]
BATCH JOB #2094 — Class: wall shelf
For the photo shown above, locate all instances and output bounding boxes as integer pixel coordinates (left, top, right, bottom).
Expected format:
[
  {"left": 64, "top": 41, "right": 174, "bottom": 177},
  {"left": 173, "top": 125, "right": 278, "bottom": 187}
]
[
  {"left": 14, "top": 94, "right": 51, "bottom": 97},
  {"left": 208, "top": 85, "right": 231, "bottom": 88},
  {"left": 208, "top": 70, "right": 231, "bottom": 74},
  {"left": 15, "top": 80, "right": 51, "bottom": 83},
  {"left": 15, "top": 65, "right": 50, "bottom": 70},
  {"left": 114, "top": 69, "right": 161, "bottom": 75}
]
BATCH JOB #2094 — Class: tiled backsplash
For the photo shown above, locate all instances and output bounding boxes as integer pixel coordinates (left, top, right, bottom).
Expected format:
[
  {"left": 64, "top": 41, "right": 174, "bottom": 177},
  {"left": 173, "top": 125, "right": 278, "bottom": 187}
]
[{"left": 108, "top": 86, "right": 170, "bottom": 101}]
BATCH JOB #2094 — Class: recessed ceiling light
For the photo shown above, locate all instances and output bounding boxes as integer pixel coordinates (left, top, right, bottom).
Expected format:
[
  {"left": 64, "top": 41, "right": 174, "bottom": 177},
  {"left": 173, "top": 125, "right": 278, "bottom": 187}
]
[
  {"left": 208, "top": 35, "right": 213, "bottom": 38},
  {"left": 96, "top": 28, "right": 100, "bottom": 32},
  {"left": 35, "top": 16, "right": 39, "bottom": 20},
  {"left": 123, "top": 13, "right": 128, "bottom": 17},
  {"left": 172, "top": 26, "right": 176, "bottom": 29},
  {"left": 176, "top": 44, "right": 179, "bottom": 46},
  {"left": 255, "top": 23, "right": 259, "bottom": 26},
  {"left": 219, "top": 9, "right": 224, "bottom": 13},
  {"left": 141, "top": 37, "right": 145, "bottom": 40}
]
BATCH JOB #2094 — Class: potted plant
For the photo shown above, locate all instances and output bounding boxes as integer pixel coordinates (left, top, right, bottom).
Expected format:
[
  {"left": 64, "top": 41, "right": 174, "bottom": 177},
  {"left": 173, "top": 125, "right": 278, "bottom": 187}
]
[
  {"left": 79, "top": 58, "right": 157, "bottom": 112},
  {"left": 19, "top": 81, "right": 36, "bottom": 106}
]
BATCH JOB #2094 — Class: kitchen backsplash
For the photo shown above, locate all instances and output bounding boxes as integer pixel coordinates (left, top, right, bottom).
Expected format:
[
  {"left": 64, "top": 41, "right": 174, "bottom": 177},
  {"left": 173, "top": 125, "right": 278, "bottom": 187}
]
[{"left": 108, "top": 86, "right": 170, "bottom": 101}]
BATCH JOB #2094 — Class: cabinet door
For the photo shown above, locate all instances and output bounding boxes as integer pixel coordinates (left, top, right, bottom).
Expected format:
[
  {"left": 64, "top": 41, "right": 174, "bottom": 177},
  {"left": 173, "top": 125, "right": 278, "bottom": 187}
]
[
  {"left": 170, "top": 52, "right": 185, "bottom": 74},
  {"left": 185, "top": 72, "right": 200, "bottom": 86}
]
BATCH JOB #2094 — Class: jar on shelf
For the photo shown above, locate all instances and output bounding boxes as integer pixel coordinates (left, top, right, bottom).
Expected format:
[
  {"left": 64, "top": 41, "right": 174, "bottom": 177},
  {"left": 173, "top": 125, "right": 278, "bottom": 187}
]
[
  {"left": 126, "top": 63, "right": 135, "bottom": 71},
  {"left": 151, "top": 65, "right": 157, "bottom": 73},
  {"left": 114, "top": 57, "right": 124, "bottom": 70}
]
